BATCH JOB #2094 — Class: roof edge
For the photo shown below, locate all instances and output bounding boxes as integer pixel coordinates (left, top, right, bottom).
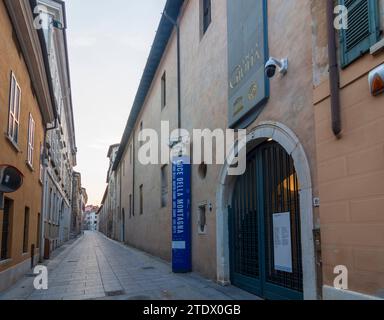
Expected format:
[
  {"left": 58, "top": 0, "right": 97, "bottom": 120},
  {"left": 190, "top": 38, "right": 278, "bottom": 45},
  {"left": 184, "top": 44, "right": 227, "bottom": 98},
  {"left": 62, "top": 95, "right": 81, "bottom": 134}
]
[{"left": 112, "top": 0, "right": 184, "bottom": 171}]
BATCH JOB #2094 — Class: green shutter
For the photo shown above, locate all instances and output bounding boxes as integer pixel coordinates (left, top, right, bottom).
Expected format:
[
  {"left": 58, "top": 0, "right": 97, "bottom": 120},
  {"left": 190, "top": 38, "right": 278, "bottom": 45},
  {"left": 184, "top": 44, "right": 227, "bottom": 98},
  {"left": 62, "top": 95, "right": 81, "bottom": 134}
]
[{"left": 339, "top": 0, "right": 380, "bottom": 68}]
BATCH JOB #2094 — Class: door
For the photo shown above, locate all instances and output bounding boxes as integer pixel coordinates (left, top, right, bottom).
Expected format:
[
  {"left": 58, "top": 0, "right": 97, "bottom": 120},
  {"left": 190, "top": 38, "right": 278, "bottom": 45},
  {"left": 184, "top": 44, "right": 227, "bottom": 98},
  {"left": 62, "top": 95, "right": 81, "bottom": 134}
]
[
  {"left": 1, "top": 199, "right": 12, "bottom": 260},
  {"left": 121, "top": 210, "right": 125, "bottom": 242},
  {"left": 229, "top": 141, "right": 303, "bottom": 300}
]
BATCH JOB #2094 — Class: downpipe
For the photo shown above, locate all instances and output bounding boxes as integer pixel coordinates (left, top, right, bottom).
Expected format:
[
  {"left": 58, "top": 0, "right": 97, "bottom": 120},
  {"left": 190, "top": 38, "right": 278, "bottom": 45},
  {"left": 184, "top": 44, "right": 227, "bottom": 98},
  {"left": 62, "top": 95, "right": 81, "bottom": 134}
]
[{"left": 327, "top": 0, "right": 342, "bottom": 138}]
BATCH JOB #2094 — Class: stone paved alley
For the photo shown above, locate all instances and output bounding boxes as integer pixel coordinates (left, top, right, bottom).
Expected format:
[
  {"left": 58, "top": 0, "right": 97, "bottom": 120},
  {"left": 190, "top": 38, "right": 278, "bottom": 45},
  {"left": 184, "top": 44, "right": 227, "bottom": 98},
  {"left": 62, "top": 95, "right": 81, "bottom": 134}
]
[{"left": 0, "top": 232, "right": 259, "bottom": 301}]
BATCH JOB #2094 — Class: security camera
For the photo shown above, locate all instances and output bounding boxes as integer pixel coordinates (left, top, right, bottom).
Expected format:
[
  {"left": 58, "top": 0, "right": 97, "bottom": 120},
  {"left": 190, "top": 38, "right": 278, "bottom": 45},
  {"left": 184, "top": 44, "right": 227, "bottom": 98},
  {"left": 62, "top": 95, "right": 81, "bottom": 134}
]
[
  {"left": 168, "top": 136, "right": 181, "bottom": 149},
  {"left": 265, "top": 57, "right": 288, "bottom": 78}
]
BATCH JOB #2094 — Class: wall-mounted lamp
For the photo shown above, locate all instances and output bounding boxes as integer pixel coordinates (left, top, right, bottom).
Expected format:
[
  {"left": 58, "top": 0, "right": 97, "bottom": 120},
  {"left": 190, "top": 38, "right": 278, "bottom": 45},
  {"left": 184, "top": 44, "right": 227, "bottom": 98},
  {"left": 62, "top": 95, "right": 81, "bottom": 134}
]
[{"left": 369, "top": 64, "right": 384, "bottom": 96}]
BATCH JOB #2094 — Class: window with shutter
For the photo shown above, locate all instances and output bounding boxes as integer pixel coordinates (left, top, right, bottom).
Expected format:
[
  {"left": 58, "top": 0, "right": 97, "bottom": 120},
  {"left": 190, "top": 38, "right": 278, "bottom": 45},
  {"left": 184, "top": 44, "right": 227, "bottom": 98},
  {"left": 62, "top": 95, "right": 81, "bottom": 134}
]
[
  {"left": 27, "top": 114, "right": 35, "bottom": 167},
  {"left": 339, "top": 0, "right": 380, "bottom": 68},
  {"left": 8, "top": 72, "right": 21, "bottom": 144}
]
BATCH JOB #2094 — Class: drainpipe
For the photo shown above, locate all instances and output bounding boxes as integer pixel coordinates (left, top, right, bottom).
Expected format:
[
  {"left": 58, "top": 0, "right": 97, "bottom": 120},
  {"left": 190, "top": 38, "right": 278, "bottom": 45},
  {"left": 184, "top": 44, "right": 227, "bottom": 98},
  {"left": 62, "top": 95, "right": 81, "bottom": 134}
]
[
  {"left": 327, "top": 0, "right": 342, "bottom": 138},
  {"left": 163, "top": 10, "right": 182, "bottom": 132}
]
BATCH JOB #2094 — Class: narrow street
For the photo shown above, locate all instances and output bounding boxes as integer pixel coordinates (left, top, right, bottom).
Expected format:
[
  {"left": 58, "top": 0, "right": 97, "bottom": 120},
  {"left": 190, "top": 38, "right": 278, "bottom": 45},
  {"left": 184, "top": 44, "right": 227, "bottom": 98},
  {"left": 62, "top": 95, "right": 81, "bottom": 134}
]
[
  {"left": 1, "top": 0, "right": 384, "bottom": 305},
  {"left": 0, "top": 232, "right": 258, "bottom": 301}
]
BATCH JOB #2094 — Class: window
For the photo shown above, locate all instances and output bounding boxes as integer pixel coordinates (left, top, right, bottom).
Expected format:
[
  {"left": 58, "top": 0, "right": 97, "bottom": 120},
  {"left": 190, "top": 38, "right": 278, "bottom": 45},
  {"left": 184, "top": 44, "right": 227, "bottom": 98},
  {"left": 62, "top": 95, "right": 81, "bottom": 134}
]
[
  {"left": 139, "top": 122, "right": 144, "bottom": 147},
  {"left": 339, "top": 0, "right": 380, "bottom": 68},
  {"left": 198, "top": 162, "right": 208, "bottom": 179},
  {"left": 36, "top": 213, "right": 41, "bottom": 249},
  {"left": 161, "top": 72, "right": 166, "bottom": 109},
  {"left": 23, "top": 207, "right": 30, "bottom": 253},
  {"left": 121, "top": 209, "right": 125, "bottom": 241},
  {"left": 48, "top": 188, "right": 52, "bottom": 221},
  {"left": 198, "top": 204, "right": 207, "bottom": 234},
  {"left": 161, "top": 165, "right": 169, "bottom": 208},
  {"left": 139, "top": 185, "right": 143, "bottom": 215},
  {"left": 8, "top": 72, "right": 21, "bottom": 144},
  {"left": 39, "top": 143, "right": 44, "bottom": 183},
  {"left": 129, "top": 194, "right": 133, "bottom": 218},
  {"left": 202, "top": 0, "right": 212, "bottom": 35},
  {"left": 27, "top": 114, "right": 35, "bottom": 167},
  {"left": 1, "top": 199, "right": 13, "bottom": 260}
]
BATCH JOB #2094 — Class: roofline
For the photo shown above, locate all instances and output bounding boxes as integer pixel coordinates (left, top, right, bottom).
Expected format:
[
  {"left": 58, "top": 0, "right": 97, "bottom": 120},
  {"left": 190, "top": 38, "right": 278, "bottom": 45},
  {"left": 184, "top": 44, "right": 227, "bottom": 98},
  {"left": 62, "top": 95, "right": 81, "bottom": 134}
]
[
  {"left": 101, "top": 186, "right": 108, "bottom": 205},
  {"left": 112, "top": 0, "right": 184, "bottom": 171},
  {"left": 96, "top": 205, "right": 103, "bottom": 214},
  {"left": 107, "top": 144, "right": 120, "bottom": 158}
]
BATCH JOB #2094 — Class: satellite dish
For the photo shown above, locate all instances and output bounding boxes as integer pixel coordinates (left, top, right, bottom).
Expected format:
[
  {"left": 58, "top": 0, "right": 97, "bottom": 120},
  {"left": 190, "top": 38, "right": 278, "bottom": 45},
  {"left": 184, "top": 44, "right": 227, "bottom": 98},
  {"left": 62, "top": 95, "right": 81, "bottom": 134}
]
[{"left": 0, "top": 165, "right": 23, "bottom": 193}]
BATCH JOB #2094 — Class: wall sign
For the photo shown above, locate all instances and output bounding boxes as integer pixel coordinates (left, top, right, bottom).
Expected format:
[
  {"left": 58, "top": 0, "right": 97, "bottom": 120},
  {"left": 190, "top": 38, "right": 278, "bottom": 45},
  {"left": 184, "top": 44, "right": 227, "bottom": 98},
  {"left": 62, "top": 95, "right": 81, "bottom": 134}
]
[
  {"left": 227, "top": 0, "right": 269, "bottom": 128},
  {"left": 172, "top": 156, "right": 192, "bottom": 273},
  {"left": 273, "top": 212, "right": 293, "bottom": 273}
]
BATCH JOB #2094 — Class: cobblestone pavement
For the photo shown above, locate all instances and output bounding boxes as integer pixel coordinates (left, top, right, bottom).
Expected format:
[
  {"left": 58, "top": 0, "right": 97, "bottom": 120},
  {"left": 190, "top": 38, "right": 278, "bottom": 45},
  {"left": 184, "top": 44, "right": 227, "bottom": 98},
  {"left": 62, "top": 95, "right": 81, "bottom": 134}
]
[{"left": 0, "top": 231, "right": 260, "bottom": 301}]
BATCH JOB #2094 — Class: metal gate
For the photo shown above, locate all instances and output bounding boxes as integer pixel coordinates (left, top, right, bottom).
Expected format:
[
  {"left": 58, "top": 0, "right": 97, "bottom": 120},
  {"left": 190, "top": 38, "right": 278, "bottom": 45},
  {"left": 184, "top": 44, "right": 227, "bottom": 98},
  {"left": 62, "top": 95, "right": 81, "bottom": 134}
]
[{"left": 229, "top": 141, "right": 303, "bottom": 300}]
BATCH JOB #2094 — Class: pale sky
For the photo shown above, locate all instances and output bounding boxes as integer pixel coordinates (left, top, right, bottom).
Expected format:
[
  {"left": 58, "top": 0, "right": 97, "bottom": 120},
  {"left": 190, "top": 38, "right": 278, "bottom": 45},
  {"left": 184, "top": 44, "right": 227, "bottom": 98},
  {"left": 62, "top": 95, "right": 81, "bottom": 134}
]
[{"left": 66, "top": 0, "right": 167, "bottom": 205}]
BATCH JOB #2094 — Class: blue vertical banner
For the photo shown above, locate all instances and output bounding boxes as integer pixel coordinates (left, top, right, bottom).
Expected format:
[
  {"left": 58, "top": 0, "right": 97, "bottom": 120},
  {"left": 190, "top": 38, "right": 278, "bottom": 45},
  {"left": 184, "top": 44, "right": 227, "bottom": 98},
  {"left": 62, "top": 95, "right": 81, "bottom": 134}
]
[{"left": 172, "top": 155, "right": 192, "bottom": 273}]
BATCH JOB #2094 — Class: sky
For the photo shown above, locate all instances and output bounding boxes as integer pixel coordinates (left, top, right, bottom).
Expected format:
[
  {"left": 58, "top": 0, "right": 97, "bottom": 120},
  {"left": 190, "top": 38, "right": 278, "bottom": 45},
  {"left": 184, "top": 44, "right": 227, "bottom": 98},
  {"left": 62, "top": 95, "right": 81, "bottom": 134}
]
[{"left": 65, "top": 0, "right": 167, "bottom": 205}]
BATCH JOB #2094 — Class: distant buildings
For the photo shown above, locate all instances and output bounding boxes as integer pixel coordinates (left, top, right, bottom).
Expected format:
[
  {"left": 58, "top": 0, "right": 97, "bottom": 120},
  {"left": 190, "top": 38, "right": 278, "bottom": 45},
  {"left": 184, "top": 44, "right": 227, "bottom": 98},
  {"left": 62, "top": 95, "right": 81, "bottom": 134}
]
[
  {"left": 0, "top": 0, "right": 82, "bottom": 292},
  {"left": 98, "top": 144, "right": 120, "bottom": 240},
  {"left": 83, "top": 206, "right": 99, "bottom": 231},
  {"left": 71, "top": 172, "right": 87, "bottom": 236}
]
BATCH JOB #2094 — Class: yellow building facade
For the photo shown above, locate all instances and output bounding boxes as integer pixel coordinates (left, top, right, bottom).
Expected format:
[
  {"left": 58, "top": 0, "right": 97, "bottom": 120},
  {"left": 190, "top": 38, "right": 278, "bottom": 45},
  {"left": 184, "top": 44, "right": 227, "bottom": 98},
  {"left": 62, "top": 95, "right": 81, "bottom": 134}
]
[
  {"left": 0, "top": 0, "right": 55, "bottom": 291},
  {"left": 312, "top": 0, "right": 384, "bottom": 299}
]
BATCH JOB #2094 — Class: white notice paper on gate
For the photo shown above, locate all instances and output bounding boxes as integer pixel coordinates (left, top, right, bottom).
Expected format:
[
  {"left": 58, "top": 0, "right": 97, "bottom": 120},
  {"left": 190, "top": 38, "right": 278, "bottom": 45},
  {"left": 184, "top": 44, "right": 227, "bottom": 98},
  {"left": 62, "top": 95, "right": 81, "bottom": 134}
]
[{"left": 273, "top": 212, "right": 293, "bottom": 273}]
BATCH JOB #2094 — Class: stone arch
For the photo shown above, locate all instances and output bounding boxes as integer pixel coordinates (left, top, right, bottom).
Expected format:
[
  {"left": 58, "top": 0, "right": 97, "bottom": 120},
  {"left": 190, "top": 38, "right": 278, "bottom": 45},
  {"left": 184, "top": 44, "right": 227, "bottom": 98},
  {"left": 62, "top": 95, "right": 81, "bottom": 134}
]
[{"left": 216, "top": 121, "right": 317, "bottom": 300}]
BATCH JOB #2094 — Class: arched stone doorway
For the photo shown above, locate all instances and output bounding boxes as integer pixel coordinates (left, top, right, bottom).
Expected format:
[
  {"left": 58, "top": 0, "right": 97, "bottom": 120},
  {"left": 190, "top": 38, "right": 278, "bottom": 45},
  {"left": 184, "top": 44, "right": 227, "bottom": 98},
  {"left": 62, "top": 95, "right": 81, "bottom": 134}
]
[{"left": 216, "top": 121, "right": 317, "bottom": 300}]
